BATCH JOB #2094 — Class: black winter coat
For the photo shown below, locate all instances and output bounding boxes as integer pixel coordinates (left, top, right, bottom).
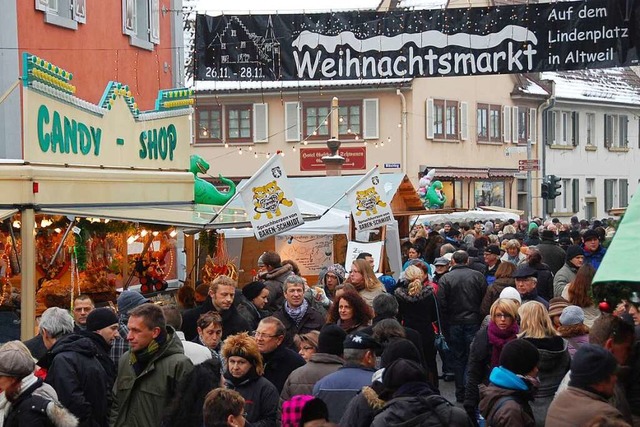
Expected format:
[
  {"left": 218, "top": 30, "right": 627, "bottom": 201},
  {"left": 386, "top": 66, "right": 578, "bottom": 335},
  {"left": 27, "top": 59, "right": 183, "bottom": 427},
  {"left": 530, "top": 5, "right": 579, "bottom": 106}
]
[
  {"left": 438, "top": 265, "right": 487, "bottom": 325},
  {"left": 4, "top": 380, "right": 78, "bottom": 427},
  {"left": 225, "top": 375, "right": 279, "bottom": 427},
  {"left": 535, "top": 240, "right": 566, "bottom": 275},
  {"left": 530, "top": 263, "right": 554, "bottom": 302},
  {"left": 39, "top": 334, "right": 109, "bottom": 427},
  {"left": 262, "top": 344, "right": 306, "bottom": 393},
  {"left": 273, "top": 304, "right": 325, "bottom": 350},
  {"left": 182, "top": 298, "right": 251, "bottom": 341}
]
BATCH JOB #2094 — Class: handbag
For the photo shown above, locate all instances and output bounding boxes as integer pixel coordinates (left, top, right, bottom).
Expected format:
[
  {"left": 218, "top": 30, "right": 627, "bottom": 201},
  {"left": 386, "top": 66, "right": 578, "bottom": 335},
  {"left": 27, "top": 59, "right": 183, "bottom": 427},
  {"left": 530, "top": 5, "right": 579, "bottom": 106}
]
[{"left": 433, "top": 293, "right": 450, "bottom": 352}]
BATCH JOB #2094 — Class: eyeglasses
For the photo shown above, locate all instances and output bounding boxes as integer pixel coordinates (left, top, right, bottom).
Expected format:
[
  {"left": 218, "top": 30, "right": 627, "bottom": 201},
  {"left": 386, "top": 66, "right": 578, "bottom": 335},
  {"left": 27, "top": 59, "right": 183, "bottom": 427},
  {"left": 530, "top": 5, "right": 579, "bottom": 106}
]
[
  {"left": 494, "top": 313, "right": 513, "bottom": 319},
  {"left": 251, "top": 331, "right": 280, "bottom": 339}
]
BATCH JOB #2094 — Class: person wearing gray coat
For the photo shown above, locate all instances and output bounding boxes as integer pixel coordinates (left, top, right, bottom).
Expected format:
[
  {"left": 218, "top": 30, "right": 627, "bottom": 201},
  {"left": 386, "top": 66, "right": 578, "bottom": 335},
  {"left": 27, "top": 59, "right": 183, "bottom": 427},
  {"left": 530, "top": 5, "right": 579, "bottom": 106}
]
[{"left": 553, "top": 245, "right": 584, "bottom": 297}]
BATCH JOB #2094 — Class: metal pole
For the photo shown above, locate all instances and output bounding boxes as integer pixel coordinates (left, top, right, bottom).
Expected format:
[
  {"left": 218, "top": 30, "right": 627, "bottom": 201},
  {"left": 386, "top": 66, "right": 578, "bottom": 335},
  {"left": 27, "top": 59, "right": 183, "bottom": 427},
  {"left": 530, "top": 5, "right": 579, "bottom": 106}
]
[{"left": 527, "top": 139, "right": 532, "bottom": 221}]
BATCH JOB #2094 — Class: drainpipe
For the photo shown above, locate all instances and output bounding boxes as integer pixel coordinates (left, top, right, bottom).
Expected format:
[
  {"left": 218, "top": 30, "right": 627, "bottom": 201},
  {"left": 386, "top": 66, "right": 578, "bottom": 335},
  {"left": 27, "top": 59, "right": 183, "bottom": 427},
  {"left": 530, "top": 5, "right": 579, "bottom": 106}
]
[
  {"left": 538, "top": 81, "right": 556, "bottom": 218},
  {"left": 396, "top": 89, "right": 407, "bottom": 175}
]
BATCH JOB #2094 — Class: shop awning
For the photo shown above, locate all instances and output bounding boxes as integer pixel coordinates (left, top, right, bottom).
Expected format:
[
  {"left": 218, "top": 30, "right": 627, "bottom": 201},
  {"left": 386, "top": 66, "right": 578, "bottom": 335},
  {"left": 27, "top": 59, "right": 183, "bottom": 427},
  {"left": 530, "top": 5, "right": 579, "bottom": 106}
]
[
  {"left": 38, "top": 203, "right": 320, "bottom": 230},
  {"left": 0, "top": 209, "right": 18, "bottom": 221},
  {"left": 422, "top": 167, "right": 518, "bottom": 180},
  {"left": 38, "top": 204, "right": 253, "bottom": 229}
]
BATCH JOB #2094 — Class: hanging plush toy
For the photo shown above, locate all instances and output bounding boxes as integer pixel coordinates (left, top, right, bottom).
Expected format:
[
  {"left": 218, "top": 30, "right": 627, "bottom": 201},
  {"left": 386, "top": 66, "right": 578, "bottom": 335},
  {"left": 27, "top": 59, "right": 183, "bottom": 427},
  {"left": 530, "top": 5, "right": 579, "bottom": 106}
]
[
  {"left": 425, "top": 180, "right": 447, "bottom": 209},
  {"left": 417, "top": 169, "right": 436, "bottom": 206}
]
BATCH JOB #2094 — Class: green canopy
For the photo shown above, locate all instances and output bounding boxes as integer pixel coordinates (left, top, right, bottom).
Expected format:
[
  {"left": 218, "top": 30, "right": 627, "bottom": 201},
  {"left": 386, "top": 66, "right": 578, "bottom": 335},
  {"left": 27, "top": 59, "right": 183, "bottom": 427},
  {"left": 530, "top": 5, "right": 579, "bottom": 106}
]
[{"left": 593, "top": 191, "right": 640, "bottom": 286}]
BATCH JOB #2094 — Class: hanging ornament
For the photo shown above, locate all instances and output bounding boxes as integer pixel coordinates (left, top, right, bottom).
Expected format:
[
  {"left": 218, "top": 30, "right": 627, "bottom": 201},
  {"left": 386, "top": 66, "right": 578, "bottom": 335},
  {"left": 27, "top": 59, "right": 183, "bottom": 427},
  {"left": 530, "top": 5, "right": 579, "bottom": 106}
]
[{"left": 598, "top": 300, "right": 611, "bottom": 313}]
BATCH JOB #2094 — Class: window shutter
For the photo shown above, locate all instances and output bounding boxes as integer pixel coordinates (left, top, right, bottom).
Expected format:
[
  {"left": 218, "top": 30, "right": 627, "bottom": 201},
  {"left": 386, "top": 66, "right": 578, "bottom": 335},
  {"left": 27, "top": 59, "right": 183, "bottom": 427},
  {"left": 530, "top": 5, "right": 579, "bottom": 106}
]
[
  {"left": 284, "top": 102, "right": 300, "bottom": 142},
  {"left": 620, "top": 179, "right": 629, "bottom": 207},
  {"left": 460, "top": 102, "right": 468, "bottom": 141},
  {"left": 36, "top": 0, "right": 48, "bottom": 11},
  {"left": 122, "top": 0, "right": 136, "bottom": 35},
  {"left": 545, "top": 111, "right": 555, "bottom": 145},
  {"left": 572, "top": 179, "right": 580, "bottom": 213},
  {"left": 73, "top": 0, "right": 86, "bottom": 23},
  {"left": 148, "top": 0, "right": 160, "bottom": 43},
  {"left": 506, "top": 106, "right": 514, "bottom": 143},
  {"left": 604, "top": 116, "right": 612, "bottom": 147},
  {"left": 253, "top": 103, "right": 268, "bottom": 143},
  {"left": 529, "top": 108, "right": 537, "bottom": 144},
  {"left": 363, "top": 98, "right": 379, "bottom": 140},
  {"left": 604, "top": 179, "right": 614, "bottom": 211},
  {"left": 572, "top": 112, "right": 579, "bottom": 146},
  {"left": 426, "top": 99, "right": 434, "bottom": 139}
]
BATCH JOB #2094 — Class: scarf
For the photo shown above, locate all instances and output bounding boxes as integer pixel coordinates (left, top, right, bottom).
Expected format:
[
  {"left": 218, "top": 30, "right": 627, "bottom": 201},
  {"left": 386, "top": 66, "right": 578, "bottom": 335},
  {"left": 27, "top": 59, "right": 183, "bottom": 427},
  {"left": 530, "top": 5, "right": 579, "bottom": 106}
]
[
  {"left": 130, "top": 329, "right": 167, "bottom": 375},
  {"left": 284, "top": 298, "right": 308, "bottom": 326},
  {"left": 488, "top": 321, "right": 519, "bottom": 368},
  {"left": 223, "top": 367, "right": 259, "bottom": 387},
  {"left": 337, "top": 318, "right": 360, "bottom": 333},
  {"left": 0, "top": 373, "right": 40, "bottom": 427}
]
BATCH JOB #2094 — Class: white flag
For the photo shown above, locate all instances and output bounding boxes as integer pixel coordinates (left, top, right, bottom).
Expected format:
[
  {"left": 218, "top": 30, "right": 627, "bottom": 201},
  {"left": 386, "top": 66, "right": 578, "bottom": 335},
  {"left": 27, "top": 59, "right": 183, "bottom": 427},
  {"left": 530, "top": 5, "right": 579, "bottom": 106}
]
[
  {"left": 346, "top": 167, "right": 395, "bottom": 232},
  {"left": 239, "top": 154, "right": 304, "bottom": 240}
]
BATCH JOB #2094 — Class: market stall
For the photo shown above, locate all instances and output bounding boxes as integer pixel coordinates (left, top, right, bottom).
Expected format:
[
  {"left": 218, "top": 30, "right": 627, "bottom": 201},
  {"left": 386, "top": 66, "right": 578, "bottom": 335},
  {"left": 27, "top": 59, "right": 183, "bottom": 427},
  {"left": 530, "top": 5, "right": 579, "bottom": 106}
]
[{"left": 0, "top": 53, "right": 251, "bottom": 339}]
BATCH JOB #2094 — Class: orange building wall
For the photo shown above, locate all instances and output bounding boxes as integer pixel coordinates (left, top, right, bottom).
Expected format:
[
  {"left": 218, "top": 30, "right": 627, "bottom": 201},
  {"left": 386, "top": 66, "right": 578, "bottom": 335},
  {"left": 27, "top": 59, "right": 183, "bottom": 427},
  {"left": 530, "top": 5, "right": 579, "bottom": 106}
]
[{"left": 17, "top": 1, "right": 177, "bottom": 111}]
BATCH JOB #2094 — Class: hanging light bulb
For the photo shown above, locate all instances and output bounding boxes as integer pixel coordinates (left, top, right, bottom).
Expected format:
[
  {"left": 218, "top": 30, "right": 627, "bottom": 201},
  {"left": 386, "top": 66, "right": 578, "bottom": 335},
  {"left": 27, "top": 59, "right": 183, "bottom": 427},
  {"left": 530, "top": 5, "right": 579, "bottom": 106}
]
[
  {"left": 381, "top": 140, "right": 385, "bottom": 147},
  {"left": 224, "top": 142, "right": 229, "bottom": 148},
  {"left": 387, "top": 136, "right": 391, "bottom": 144},
  {"left": 303, "top": 140, "right": 308, "bottom": 145},
  {"left": 398, "top": 122, "right": 402, "bottom": 128},
  {"left": 292, "top": 146, "right": 296, "bottom": 152},
  {"left": 339, "top": 116, "right": 344, "bottom": 123},
  {"left": 249, "top": 146, "right": 253, "bottom": 151},
  {"left": 265, "top": 152, "right": 270, "bottom": 159},
  {"left": 347, "top": 128, "right": 352, "bottom": 134},
  {"left": 12, "top": 220, "right": 20, "bottom": 229},
  {"left": 254, "top": 152, "right": 258, "bottom": 158},
  {"left": 238, "top": 148, "right": 243, "bottom": 155}
]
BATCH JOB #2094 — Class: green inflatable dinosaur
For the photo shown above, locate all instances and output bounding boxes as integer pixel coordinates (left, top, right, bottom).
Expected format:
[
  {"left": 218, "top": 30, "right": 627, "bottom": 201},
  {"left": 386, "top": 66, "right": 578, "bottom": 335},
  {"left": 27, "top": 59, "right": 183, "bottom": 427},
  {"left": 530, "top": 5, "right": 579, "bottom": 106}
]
[{"left": 190, "top": 155, "right": 237, "bottom": 205}]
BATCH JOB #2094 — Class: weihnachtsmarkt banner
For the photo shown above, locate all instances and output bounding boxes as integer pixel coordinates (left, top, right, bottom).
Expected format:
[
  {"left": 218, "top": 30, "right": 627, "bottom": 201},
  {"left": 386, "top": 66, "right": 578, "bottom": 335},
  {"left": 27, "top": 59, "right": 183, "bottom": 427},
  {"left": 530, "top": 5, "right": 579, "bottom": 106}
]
[{"left": 195, "top": 0, "right": 638, "bottom": 81}]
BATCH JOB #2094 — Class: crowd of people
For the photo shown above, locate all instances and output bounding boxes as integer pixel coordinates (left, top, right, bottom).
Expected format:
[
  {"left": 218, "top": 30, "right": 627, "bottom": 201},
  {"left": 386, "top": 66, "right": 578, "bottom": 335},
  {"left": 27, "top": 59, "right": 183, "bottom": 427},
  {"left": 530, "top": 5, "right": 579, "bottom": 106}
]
[{"left": 1, "top": 215, "right": 639, "bottom": 427}]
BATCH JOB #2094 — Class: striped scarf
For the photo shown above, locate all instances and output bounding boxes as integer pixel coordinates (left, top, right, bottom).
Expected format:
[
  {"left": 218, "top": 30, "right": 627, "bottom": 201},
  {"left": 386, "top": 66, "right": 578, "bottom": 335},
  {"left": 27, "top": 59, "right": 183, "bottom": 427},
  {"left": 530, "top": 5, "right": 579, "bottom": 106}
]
[
  {"left": 130, "top": 329, "right": 167, "bottom": 375},
  {"left": 285, "top": 298, "right": 309, "bottom": 327}
]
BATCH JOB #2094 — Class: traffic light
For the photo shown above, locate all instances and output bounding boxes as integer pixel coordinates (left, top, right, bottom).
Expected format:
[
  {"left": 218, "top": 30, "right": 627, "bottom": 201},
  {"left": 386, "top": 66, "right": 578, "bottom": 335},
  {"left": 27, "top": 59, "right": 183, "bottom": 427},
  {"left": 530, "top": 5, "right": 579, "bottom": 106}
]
[
  {"left": 541, "top": 179, "right": 550, "bottom": 199},
  {"left": 549, "top": 175, "right": 562, "bottom": 199}
]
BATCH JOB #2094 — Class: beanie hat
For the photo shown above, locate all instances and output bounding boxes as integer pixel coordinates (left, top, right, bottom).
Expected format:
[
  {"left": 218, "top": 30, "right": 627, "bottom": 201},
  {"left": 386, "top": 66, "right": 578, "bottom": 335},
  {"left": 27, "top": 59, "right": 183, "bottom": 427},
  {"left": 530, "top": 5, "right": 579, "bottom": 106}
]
[
  {"left": 117, "top": 290, "right": 150, "bottom": 316},
  {"left": 381, "top": 338, "right": 421, "bottom": 368},
  {"left": 499, "top": 339, "right": 539, "bottom": 375},
  {"left": 570, "top": 344, "right": 618, "bottom": 388},
  {"left": 382, "top": 359, "right": 427, "bottom": 390},
  {"left": 485, "top": 245, "right": 500, "bottom": 255},
  {"left": 324, "top": 264, "right": 346, "bottom": 284},
  {"left": 560, "top": 305, "right": 585, "bottom": 326},
  {"left": 282, "top": 395, "right": 315, "bottom": 427},
  {"left": 299, "top": 398, "right": 329, "bottom": 425},
  {"left": 221, "top": 332, "right": 264, "bottom": 375},
  {"left": 582, "top": 229, "right": 599, "bottom": 241},
  {"left": 317, "top": 324, "right": 347, "bottom": 356},
  {"left": 499, "top": 287, "right": 522, "bottom": 304},
  {"left": 541, "top": 229, "right": 555, "bottom": 241},
  {"left": 548, "top": 297, "right": 570, "bottom": 318},
  {"left": 0, "top": 341, "right": 35, "bottom": 378},
  {"left": 242, "top": 281, "right": 266, "bottom": 301},
  {"left": 86, "top": 307, "right": 119, "bottom": 332},
  {"left": 566, "top": 245, "right": 584, "bottom": 263}
]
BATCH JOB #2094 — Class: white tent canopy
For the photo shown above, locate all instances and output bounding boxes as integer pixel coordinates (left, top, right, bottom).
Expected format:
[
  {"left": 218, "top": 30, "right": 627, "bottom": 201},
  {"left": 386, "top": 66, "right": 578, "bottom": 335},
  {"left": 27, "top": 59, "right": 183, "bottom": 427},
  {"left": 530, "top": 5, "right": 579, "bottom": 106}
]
[
  {"left": 220, "top": 198, "right": 350, "bottom": 238},
  {"left": 413, "top": 209, "right": 520, "bottom": 225}
]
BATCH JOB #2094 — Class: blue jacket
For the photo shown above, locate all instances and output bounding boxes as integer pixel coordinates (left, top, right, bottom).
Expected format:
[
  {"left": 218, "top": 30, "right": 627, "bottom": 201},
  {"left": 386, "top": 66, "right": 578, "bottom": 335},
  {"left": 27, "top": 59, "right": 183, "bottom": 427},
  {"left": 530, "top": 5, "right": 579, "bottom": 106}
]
[
  {"left": 313, "top": 365, "right": 375, "bottom": 423},
  {"left": 582, "top": 244, "right": 606, "bottom": 270}
]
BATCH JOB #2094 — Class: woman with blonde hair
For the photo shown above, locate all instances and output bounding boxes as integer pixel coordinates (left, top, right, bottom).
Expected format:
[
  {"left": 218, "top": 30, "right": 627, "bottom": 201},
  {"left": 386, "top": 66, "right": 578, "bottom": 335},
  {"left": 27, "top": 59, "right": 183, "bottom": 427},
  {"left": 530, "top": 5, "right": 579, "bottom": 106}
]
[
  {"left": 463, "top": 298, "right": 520, "bottom": 420},
  {"left": 395, "top": 265, "right": 438, "bottom": 386},
  {"left": 500, "top": 239, "right": 526, "bottom": 266},
  {"left": 293, "top": 330, "right": 320, "bottom": 362},
  {"left": 517, "top": 301, "right": 570, "bottom": 426},
  {"left": 346, "top": 259, "right": 385, "bottom": 307}
]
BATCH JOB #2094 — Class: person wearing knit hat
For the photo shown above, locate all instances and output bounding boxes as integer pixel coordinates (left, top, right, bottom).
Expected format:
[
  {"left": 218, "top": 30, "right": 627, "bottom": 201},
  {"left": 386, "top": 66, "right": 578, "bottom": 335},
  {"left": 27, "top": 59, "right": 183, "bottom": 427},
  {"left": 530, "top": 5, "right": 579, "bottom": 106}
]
[
  {"left": 237, "top": 281, "right": 269, "bottom": 330},
  {"left": 582, "top": 229, "right": 607, "bottom": 271},
  {"left": 553, "top": 245, "right": 584, "bottom": 298},
  {"left": 280, "top": 325, "right": 345, "bottom": 401},
  {"left": 548, "top": 297, "right": 570, "bottom": 328},
  {"left": 281, "top": 394, "right": 315, "bottom": 427},
  {"left": 557, "top": 306, "right": 589, "bottom": 357},
  {"left": 79, "top": 307, "right": 120, "bottom": 397},
  {"left": 547, "top": 344, "right": 626, "bottom": 426},
  {"left": 222, "top": 332, "right": 278, "bottom": 426},
  {"left": 117, "top": 290, "right": 151, "bottom": 317},
  {"left": 478, "top": 339, "right": 539, "bottom": 426},
  {"left": 499, "top": 286, "right": 522, "bottom": 305},
  {"left": 371, "top": 359, "right": 469, "bottom": 427},
  {"left": 324, "top": 263, "right": 346, "bottom": 297},
  {"left": 0, "top": 341, "right": 78, "bottom": 427}
]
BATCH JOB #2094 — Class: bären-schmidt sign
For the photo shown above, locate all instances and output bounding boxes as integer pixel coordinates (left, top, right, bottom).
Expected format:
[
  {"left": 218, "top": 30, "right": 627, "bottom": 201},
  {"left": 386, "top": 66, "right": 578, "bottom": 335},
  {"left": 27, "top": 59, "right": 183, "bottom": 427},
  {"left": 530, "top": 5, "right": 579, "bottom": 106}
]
[{"left": 195, "top": 0, "right": 637, "bottom": 81}]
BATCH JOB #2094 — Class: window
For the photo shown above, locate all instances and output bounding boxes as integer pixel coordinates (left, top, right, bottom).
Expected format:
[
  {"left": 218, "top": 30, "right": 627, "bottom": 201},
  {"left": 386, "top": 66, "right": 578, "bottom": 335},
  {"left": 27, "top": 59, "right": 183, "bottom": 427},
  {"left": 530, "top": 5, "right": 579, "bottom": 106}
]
[
  {"left": 517, "top": 108, "right": 529, "bottom": 143},
  {"left": 36, "top": 0, "right": 82, "bottom": 29},
  {"left": 435, "top": 100, "right": 458, "bottom": 140},
  {"left": 586, "top": 113, "right": 596, "bottom": 146},
  {"left": 477, "top": 104, "right": 502, "bottom": 143},
  {"left": 195, "top": 104, "right": 267, "bottom": 144},
  {"left": 604, "top": 114, "right": 629, "bottom": 148},
  {"left": 572, "top": 179, "right": 580, "bottom": 213},
  {"left": 196, "top": 106, "right": 222, "bottom": 143},
  {"left": 552, "top": 110, "right": 578, "bottom": 145},
  {"left": 226, "top": 105, "right": 252, "bottom": 142},
  {"left": 301, "top": 101, "right": 367, "bottom": 141},
  {"left": 122, "top": 0, "right": 160, "bottom": 50},
  {"left": 586, "top": 178, "right": 595, "bottom": 195},
  {"left": 545, "top": 110, "right": 556, "bottom": 145}
]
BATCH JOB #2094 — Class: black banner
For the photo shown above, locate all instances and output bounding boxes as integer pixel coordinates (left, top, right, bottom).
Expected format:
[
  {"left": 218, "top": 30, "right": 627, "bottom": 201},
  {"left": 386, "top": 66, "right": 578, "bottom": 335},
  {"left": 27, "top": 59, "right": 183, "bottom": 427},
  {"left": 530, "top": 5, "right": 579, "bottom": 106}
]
[{"left": 195, "top": 0, "right": 638, "bottom": 82}]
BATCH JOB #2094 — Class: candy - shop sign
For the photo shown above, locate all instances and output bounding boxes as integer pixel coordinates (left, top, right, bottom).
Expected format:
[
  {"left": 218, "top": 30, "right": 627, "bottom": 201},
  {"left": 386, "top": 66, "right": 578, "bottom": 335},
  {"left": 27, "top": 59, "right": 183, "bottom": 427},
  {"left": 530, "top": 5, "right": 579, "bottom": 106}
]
[{"left": 23, "top": 89, "right": 191, "bottom": 169}]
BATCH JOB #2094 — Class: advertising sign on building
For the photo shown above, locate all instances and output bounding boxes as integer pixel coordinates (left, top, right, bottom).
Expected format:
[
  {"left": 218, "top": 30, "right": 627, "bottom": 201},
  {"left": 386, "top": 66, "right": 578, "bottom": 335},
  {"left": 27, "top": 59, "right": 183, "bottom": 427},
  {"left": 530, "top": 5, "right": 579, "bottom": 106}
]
[
  {"left": 195, "top": 0, "right": 637, "bottom": 82},
  {"left": 300, "top": 147, "right": 366, "bottom": 171}
]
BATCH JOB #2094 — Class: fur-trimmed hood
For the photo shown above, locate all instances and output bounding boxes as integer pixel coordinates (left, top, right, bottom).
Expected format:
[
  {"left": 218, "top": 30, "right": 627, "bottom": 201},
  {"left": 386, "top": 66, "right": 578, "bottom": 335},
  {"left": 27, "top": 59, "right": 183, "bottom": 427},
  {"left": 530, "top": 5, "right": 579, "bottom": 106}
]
[
  {"left": 45, "top": 400, "right": 79, "bottom": 427},
  {"left": 221, "top": 332, "right": 264, "bottom": 375},
  {"left": 362, "top": 385, "right": 385, "bottom": 411}
]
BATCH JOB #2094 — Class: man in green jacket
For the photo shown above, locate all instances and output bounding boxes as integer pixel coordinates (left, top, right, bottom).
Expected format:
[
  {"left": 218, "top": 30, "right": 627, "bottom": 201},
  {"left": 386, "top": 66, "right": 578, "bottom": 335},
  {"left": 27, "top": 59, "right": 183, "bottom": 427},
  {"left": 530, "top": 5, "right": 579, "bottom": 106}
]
[{"left": 110, "top": 303, "right": 193, "bottom": 427}]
